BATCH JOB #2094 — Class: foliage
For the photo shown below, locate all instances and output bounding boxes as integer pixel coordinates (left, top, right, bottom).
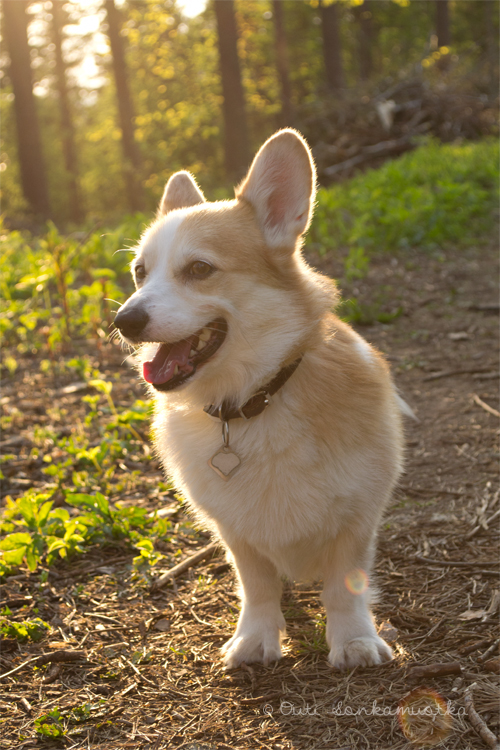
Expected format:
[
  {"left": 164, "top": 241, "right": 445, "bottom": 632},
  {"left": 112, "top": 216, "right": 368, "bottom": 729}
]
[
  {"left": 0, "top": 216, "right": 144, "bottom": 354},
  {"left": 0, "top": 489, "right": 172, "bottom": 578},
  {"left": 0, "top": 615, "right": 51, "bottom": 642},
  {"left": 34, "top": 708, "right": 66, "bottom": 739},
  {"left": 309, "top": 138, "right": 499, "bottom": 259}
]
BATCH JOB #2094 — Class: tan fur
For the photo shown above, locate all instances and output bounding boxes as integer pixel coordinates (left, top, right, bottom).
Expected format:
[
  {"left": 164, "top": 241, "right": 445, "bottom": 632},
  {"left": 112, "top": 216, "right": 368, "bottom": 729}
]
[{"left": 116, "top": 129, "right": 405, "bottom": 670}]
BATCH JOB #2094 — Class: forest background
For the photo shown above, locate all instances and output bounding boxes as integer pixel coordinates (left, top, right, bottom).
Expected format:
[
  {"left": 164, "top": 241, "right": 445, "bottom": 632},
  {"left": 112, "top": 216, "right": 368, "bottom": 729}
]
[{"left": 1, "top": 0, "right": 499, "bottom": 226}]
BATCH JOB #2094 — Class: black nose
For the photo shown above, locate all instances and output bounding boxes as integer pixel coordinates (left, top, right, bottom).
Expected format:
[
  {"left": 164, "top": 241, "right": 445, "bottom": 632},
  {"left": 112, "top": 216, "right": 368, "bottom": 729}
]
[{"left": 114, "top": 306, "right": 150, "bottom": 340}]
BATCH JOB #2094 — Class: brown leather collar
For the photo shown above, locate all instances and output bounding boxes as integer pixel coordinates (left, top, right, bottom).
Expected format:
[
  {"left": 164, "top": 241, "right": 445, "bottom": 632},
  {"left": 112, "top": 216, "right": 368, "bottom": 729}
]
[{"left": 204, "top": 357, "right": 302, "bottom": 422}]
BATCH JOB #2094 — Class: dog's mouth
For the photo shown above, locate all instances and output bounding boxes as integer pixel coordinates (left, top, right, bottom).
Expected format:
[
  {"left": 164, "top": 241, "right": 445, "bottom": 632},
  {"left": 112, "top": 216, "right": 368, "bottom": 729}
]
[{"left": 143, "top": 318, "right": 227, "bottom": 392}]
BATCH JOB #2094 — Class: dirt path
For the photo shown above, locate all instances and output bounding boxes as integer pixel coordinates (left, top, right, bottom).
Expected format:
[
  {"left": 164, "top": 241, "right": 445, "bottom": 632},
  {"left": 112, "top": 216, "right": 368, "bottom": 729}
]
[{"left": 1, "top": 244, "right": 498, "bottom": 749}]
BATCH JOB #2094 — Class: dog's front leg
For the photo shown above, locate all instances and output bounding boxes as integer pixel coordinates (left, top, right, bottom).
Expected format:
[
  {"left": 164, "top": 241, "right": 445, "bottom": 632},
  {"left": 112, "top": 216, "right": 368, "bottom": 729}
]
[
  {"left": 221, "top": 539, "right": 285, "bottom": 668},
  {"left": 321, "top": 528, "right": 393, "bottom": 670}
]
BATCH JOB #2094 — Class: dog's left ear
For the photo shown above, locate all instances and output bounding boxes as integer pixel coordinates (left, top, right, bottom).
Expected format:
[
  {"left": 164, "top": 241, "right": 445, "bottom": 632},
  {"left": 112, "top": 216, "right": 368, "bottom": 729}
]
[
  {"left": 236, "top": 129, "right": 316, "bottom": 251},
  {"left": 158, "top": 171, "right": 206, "bottom": 215}
]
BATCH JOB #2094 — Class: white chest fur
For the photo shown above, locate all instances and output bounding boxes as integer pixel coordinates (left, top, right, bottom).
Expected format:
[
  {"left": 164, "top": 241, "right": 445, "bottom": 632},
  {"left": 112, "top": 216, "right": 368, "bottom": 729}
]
[{"left": 153, "top": 381, "right": 400, "bottom": 579}]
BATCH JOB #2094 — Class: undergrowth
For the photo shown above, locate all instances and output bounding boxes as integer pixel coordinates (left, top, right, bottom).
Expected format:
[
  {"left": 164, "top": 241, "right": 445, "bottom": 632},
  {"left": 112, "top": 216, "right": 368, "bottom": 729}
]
[{"left": 310, "top": 137, "right": 499, "bottom": 265}]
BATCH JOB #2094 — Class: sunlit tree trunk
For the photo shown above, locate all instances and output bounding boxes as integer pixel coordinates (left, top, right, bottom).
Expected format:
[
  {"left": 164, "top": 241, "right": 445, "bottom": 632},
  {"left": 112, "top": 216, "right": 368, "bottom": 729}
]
[
  {"left": 214, "top": 0, "right": 250, "bottom": 181},
  {"left": 104, "top": 0, "right": 143, "bottom": 212},
  {"left": 320, "top": 0, "right": 344, "bottom": 92},
  {"left": 3, "top": 0, "right": 50, "bottom": 216},
  {"left": 51, "top": 0, "right": 83, "bottom": 223},
  {"left": 272, "top": 0, "right": 293, "bottom": 127},
  {"left": 354, "top": 1, "right": 373, "bottom": 81}
]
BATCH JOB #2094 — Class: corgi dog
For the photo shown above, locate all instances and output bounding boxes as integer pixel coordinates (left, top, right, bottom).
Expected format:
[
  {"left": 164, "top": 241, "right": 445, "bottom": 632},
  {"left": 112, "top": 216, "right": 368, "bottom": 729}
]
[{"left": 114, "top": 129, "right": 405, "bottom": 670}]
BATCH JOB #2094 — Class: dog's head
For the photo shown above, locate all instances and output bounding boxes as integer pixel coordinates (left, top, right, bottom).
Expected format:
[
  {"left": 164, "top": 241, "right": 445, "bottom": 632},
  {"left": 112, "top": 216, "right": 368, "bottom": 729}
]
[{"left": 114, "top": 129, "right": 334, "bottom": 406}]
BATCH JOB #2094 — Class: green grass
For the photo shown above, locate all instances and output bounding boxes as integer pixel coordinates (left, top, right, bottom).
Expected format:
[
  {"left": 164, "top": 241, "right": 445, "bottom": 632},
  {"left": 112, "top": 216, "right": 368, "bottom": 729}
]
[{"left": 309, "top": 137, "right": 499, "bottom": 260}]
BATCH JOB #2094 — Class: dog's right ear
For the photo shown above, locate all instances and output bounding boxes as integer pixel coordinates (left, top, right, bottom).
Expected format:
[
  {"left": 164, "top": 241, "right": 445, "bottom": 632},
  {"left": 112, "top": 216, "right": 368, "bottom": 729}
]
[
  {"left": 236, "top": 129, "right": 316, "bottom": 252},
  {"left": 158, "top": 171, "right": 205, "bottom": 215}
]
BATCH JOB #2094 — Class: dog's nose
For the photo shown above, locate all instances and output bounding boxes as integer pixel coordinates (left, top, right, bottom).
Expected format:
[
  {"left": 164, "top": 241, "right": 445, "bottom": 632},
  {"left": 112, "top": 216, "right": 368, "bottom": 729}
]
[{"left": 114, "top": 307, "right": 150, "bottom": 340}]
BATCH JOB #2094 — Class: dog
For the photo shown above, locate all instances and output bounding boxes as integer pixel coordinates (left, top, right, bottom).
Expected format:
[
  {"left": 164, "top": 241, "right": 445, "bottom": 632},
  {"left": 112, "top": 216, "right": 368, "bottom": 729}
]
[{"left": 114, "top": 129, "right": 407, "bottom": 670}]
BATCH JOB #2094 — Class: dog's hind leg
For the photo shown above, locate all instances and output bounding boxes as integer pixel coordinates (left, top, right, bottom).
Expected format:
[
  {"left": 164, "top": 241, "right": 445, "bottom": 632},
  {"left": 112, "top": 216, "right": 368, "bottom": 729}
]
[
  {"left": 221, "top": 539, "right": 285, "bottom": 668},
  {"left": 321, "top": 526, "right": 393, "bottom": 671}
]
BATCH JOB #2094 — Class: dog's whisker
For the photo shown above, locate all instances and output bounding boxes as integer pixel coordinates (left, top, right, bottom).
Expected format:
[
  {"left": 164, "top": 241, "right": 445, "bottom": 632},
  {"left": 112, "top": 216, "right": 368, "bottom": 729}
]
[{"left": 114, "top": 247, "right": 138, "bottom": 255}]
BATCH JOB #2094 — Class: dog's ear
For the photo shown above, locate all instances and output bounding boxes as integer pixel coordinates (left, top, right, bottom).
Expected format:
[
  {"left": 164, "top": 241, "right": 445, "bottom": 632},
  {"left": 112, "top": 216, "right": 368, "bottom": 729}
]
[
  {"left": 158, "top": 171, "right": 205, "bottom": 215},
  {"left": 236, "top": 129, "right": 316, "bottom": 251}
]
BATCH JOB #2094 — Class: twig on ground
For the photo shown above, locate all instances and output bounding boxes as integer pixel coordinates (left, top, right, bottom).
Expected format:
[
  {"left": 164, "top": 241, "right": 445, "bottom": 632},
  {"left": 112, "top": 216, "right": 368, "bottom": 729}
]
[
  {"left": 463, "top": 684, "right": 500, "bottom": 749},
  {"left": 121, "top": 656, "right": 157, "bottom": 686},
  {"left": 413, "top": 555, "right": 498, "bottom": 568},
  {"left": 401, "top": 485, "right": 464, "bottom": 497},
  {"left": 150, "top": 542, "right": 219, "bottom": 591},
  {"left": 0, "top": 649, "right": 87, "bottom": 680},
  {"left": 484, "top": 657, "right": 500, "bottom": 673},
  {"left": 240, "top": 691, "right": 283, "bottom": 705},
  {"left": 467, "top": 303, "right": 500, "bottom": 313},
  {"left": 43, "top": 663, "right": 62, "bottom": 684},
  {"left": 478, "top": 638, "right": 500, "bottom": 664},
  {"left": 473, "top": 394, "right": 500, "bottom": 419},
  {"left": 407, "top": 662, "right": 462, "bottom": 680},
  {"left": 423, "top": 368, "right": 493, "bottom": 382},
  {"left": 459, "top": 638, "right": 494, "bottom": 656}
]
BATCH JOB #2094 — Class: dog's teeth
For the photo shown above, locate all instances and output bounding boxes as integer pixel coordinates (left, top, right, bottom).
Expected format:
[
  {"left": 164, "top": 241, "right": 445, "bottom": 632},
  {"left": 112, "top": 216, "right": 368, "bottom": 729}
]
[
  {"left": 199, "top": 328, "right": 211, "bottom": 342},
  {"left": 197, "top": 339, "right": 206, "bottom": 350},
  {"left": 174, "top": 365, "right": 179, "bottom": 375}
]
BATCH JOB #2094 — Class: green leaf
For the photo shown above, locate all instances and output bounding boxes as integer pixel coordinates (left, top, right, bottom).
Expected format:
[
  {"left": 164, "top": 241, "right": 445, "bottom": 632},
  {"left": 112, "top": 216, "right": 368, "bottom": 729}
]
[{"left": 0, "top": 532, "right": 32, "bottom": 550}]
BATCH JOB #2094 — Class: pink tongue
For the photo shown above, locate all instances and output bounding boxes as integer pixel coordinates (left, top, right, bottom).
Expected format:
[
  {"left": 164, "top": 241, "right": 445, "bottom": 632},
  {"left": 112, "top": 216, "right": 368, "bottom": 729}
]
[{"left": 143, "top": 339, "right": 194, "bottom": 385}]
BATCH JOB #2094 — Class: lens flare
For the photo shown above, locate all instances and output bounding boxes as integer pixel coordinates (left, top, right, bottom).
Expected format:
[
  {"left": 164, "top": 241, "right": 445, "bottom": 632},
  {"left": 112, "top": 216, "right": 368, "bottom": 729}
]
[
  {"left": 398, "top": 688, "right": 452, "bottom": 746},
  {"left": 344, "top": 568, "right": 369, "bottom": 595}
]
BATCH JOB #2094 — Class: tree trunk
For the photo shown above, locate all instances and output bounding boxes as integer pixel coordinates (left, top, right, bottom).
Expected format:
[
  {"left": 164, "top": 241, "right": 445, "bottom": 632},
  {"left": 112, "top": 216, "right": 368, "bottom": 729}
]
[
  {"left": 3, "top": 0, "right": 50, "bottom": 216},
  {"left": 214, "top": 0, "right": 250, "bottom": 182},
  {"left": 354, "top": 1, "right": 373, "bottom": 81},
  {"left": 320, "top": 0, "right": 344, "bottom": 92},
  {"left": 104, "top": 0, "right": 143, "bottom": 212},
  {"left": 51, "top": 1, "right": 83, "bottom": 223},
  {"left": 272, "top": 0, "right": 293, "bottom": 127},
  {"left": 481, "top": 0, "right": 497, "bottom": 96},
  {"left": 435, "top": 0, "right": 451, "bottom": 47}
]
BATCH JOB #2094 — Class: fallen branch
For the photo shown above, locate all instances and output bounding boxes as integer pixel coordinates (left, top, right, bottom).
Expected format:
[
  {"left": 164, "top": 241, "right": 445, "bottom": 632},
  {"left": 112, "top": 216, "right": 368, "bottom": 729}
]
[
  {"left": 407, "top": 662, "right": 462, "bottom": 680},
  {"left": 401, "top": 486, "right": 464, "bottom": 497},
  {"left": 467, "top": 303, "right": 500, "bottom": 313},
  {"left": 459, "top": 638, "right": 494, "bottom": 656},
  {"left": 150, "top": 542, "right": 219, "bottom": 592},
  {"left": 464, "top": 684, "right": 500, "bottom": 749},
  {"left": 423, "top": 367, "right": 493, "bottom": 382},
  {"left": 413, "top": 555, "right": 498, "bottom": 568},
  {"left": 323, "top": 135, "right": 414, "bottom": 176},
  {"left": 484, "top": 657, "right": 500, "bottom": 674},
  {"left": 473, "top": 394, "right": 500, "bottom": 419},
  {"left": 0, "top": 649, "right": 87, "bottom": 680},
  {"left": 478, "top": 638, "right": 500, "bottom": 664}
]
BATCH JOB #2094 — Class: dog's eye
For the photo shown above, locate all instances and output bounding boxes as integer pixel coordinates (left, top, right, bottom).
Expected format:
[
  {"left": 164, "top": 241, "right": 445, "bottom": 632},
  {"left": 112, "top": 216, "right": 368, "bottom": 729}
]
[
  {"left": 186, "top": 261, "right": 214, "bottom": 279},
  {"left": 135, "top": 264, "right": 146, "bottom": 282}
]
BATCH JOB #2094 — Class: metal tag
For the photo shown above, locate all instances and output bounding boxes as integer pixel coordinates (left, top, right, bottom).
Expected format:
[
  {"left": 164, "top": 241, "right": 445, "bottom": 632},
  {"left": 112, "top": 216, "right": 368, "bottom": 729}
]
[{"left": 208, "top": 446, "right": 241, "bottom": 480}]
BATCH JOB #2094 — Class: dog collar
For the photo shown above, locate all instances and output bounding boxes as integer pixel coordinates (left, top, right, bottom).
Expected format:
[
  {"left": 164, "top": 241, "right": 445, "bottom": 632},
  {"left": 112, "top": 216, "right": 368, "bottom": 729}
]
[{"left": 204, "top": 357, "right": 303, "bottom": 422}]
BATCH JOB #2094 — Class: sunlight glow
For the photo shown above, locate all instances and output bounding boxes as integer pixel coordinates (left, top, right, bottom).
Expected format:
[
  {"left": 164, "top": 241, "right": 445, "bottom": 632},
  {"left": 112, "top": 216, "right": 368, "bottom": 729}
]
[{"left": 178, "top": 0, "right": 207, "bottom": 18}]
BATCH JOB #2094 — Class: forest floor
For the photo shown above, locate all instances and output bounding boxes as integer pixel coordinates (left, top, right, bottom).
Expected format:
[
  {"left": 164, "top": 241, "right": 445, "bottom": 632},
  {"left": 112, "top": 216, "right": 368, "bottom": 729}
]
[{"left": 1, "top": 241, "right": 499, "bottom": 750}]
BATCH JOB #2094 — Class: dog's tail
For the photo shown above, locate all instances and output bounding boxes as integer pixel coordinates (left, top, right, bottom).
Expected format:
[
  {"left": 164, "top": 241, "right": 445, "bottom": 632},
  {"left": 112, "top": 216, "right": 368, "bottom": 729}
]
[{"left": 396, "top": 393, "right": 419, "bottom": 421}]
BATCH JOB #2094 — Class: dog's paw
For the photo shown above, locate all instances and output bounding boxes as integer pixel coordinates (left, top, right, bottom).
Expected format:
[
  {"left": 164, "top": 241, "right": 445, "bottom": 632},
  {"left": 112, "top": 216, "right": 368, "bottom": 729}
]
[
  {"left": 221, "top": 630, "right": 282, "bottom": 669},
  {"left": 328, "top": 636, "right": 393, "bottom": 671}
]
